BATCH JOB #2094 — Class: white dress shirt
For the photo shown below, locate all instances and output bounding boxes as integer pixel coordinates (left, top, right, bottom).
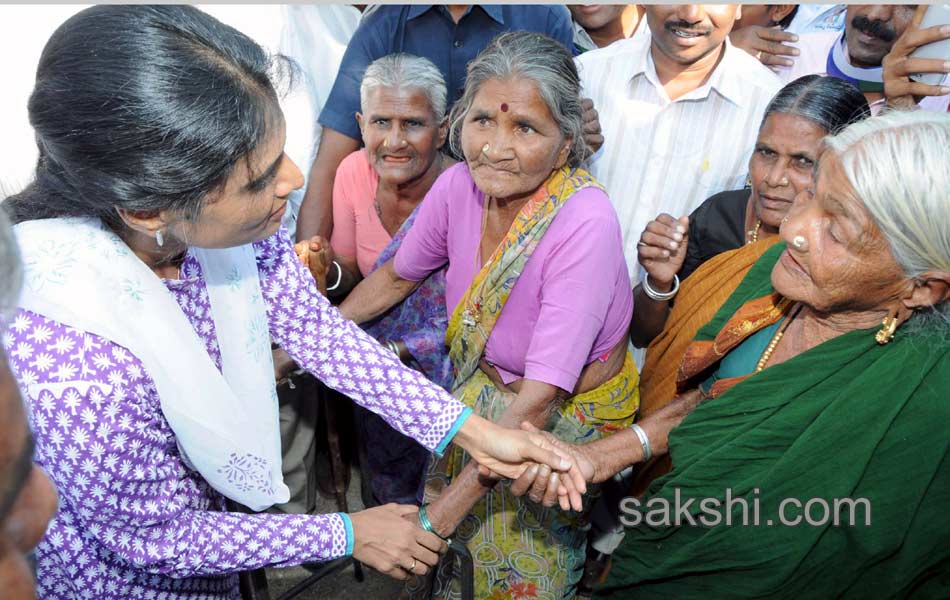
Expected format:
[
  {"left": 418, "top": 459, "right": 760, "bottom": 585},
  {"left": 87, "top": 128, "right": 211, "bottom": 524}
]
[{"left": 577, "top": 32, "right": 782, "bottom": 284}]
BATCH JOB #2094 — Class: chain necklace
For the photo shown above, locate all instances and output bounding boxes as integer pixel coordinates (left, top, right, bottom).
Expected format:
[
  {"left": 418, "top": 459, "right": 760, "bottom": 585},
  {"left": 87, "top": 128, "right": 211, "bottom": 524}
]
[
  {"left": 755, "top": 303, "right": 802, "bottom": 372},
  {"left": 747, "top": 220, "right": 762, "bottom": 244}
]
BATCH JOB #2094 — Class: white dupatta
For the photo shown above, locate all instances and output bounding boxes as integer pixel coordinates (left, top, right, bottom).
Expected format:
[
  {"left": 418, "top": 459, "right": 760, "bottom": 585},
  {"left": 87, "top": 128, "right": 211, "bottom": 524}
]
[{"left": 15, "top": 218, "right": 288, "bottom": 511}]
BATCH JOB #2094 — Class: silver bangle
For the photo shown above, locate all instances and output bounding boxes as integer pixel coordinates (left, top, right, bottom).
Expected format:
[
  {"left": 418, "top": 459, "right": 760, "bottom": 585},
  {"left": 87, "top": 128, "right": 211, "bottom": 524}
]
[
  {"left": 642, "top": 273, "right": 679, "bottom": 302},
  {"left": 326, "top": 260, "right": 343, "bottom": 292},
  {"left": 386, "top": 340, "right": 400, "bottom": 358},
  {"left": 630, "top": 424, "right": 652, "bottom": 462}
]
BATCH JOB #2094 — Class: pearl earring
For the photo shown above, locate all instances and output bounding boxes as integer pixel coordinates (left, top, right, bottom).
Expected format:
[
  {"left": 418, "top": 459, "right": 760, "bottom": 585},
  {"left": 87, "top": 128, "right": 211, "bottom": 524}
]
[{"left": 155, "top": 230, "right": 165, "bottom": 247}]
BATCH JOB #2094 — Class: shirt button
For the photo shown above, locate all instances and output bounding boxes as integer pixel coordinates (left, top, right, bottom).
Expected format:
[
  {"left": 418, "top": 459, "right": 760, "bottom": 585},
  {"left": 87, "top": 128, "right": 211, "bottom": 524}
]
[{"left": 453, "top": 40, "right": 462, "bottom": 48}]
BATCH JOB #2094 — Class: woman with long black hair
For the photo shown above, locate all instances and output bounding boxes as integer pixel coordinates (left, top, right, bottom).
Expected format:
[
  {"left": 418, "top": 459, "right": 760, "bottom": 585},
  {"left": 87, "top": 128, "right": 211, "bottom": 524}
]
[{"left": 3, "top": 6, "right": 582, "bottom": 598}]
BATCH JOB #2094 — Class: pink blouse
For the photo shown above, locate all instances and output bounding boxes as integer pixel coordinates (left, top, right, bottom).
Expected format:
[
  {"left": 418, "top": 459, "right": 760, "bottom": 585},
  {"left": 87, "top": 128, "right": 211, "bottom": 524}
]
[
  {"left": 330, "top": 150, "right": 390, "bottom": 276},
  {"left": 394, "top": 163, "right": 633, "bottom": 392}
]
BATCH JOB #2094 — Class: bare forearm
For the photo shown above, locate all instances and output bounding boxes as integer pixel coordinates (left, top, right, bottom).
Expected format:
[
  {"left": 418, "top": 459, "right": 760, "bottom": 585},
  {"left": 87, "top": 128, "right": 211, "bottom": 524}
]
[
  {"left": 586, "top": 388, "right": 704, "bottom": 483},
  {"left": 629, "top": 284, "right": 672, "bottom": 348},
  {"left": 338, "top": 259, "right": 418, "bottom": 324},
  {"left": 427, "top": 381, "right": 564, "bottom": 535}
]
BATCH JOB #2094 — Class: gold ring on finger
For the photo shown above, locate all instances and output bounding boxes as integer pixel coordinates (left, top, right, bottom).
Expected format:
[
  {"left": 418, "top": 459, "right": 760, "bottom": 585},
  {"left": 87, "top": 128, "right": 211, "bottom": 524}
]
[{"left": 407, "top": 558, "right": 417, "bottom": 572}]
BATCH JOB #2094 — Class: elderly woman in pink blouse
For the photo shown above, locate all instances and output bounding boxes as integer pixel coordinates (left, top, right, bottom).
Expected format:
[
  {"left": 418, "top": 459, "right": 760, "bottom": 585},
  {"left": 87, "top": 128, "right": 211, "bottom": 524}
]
[
  {"left": 342, "top": 32, "right": 638, "bottom": 599},
  {"left": 2, "top": 8, "right": 583, "bottom": 599},
  {"left": 328, "top": 53, "right": 456, "bottom": 507}
]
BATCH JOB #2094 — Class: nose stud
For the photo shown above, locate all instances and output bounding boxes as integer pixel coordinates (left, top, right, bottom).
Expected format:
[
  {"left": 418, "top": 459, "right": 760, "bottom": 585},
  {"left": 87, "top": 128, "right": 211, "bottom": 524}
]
[
  {"left": 792, "top": 235, "right": 806, "bottom": 250},
  {"left": 779, "top": 177, "right": 789, "bottom": 187},
  {"left": 481, "top": 143, "right": 490, "bottom": 155}
]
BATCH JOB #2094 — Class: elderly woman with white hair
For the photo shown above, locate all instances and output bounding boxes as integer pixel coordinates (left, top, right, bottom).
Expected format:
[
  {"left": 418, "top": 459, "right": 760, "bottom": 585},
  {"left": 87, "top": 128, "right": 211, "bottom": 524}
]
[
  {"left": 514, "top": 110, "right": 950, "bottom": 599},
  {"left": 318, "top": 53, "right": 457, "bottom": 506},
  {"left": 342, "top": 31, "right": 638, "bottom": 599}
]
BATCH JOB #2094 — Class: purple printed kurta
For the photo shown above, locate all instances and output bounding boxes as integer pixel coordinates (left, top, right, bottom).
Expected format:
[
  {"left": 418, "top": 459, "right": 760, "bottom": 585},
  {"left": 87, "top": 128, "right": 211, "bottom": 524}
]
[{"left": 4, "top": 227, "right": 468, "bottom": 599}]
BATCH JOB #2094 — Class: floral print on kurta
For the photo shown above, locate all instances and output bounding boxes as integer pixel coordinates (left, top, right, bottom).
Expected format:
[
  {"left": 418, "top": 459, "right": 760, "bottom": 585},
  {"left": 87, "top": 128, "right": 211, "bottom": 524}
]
[{"left": 4, "top": 227, "right": 467, "bottom": 599}]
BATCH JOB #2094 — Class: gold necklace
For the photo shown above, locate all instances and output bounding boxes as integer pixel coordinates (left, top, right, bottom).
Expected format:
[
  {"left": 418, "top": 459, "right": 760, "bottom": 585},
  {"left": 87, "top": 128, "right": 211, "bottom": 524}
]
[
  {"left": 747, "top": 220, "right": 762, "bottom": 244},
  {"left": 754, "top": 304, "right": 801, "bottom": 372}
]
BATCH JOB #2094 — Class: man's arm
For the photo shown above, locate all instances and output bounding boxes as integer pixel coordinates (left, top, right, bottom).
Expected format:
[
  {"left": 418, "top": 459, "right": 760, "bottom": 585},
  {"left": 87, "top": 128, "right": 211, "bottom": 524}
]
[{"left": 295, "top": 128, "right": 360, "bottom": 241}]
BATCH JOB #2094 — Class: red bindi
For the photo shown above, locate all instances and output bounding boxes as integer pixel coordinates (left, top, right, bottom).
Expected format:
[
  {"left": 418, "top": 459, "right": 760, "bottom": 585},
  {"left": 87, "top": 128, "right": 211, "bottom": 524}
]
[{"left": 500, "top": 102, "right": 508, "bottom": 112}]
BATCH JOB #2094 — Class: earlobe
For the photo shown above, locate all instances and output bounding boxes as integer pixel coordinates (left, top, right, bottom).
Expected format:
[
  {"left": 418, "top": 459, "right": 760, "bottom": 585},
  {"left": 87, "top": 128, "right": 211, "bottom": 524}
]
[
  {"left": 438, "top": 118, "right": 449, "bottom": 147},
  {"left": 115, "top": 207, "right": 167, "bottom": 237},
  {"left": 902, "top": 272, "right": 950, "bottom": 312}
]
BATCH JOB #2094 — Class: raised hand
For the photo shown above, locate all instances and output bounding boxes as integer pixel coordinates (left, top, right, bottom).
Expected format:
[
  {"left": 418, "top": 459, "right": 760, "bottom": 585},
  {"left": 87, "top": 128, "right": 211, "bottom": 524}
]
[
  {"left": 729, "top": 25, "right": 800, "bottom": 70},
  {"left": 883, "top": 5, "right": 950, "bottom": 109},
  {"left": 349, "top": 504, "right": 447, "bottom": 581},
  {"left": 637, "top": 214, "right": 689, "bottom": 290}
]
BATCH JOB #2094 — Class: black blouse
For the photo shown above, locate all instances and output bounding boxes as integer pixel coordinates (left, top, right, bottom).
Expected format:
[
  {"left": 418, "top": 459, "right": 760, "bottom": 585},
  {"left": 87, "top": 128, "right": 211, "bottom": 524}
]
[{"left": 679, "top": 188, "right": 749, "bottom": 281}]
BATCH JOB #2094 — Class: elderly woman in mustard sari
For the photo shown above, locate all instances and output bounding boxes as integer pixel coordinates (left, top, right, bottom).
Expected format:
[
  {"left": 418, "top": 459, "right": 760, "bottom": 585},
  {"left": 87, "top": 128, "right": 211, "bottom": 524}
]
[
  {"left": 341, "top": 32, "right": 637, "bottom": 599},
  {"left": 515, "top": 110, "right": 950, "bottom": 598}
]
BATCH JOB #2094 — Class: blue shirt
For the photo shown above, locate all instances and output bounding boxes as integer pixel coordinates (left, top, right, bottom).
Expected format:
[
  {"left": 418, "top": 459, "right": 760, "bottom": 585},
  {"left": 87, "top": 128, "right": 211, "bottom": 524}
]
[{"left": 319, "top": 4, "right": 575, "bottom": 140}]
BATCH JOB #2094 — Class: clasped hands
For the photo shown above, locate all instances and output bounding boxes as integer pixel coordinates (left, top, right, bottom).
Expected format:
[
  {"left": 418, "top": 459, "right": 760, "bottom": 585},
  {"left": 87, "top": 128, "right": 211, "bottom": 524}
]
[{"left": 348, "top": 418, "right": 593, "bottom": 580}]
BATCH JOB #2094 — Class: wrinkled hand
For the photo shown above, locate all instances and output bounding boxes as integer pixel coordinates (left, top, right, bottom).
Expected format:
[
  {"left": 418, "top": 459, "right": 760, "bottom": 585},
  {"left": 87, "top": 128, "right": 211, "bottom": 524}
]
[
  {"left": 460, "top": 417, "right": 587, "bottom": 505},
  {"left": 730, "top": 26, "right": 799, "bottom": 69},
  {"left": 294, "top": 235, "right": 333, "bottom": 294},
  {"left": 637, "top": 214, "right": 689, "bottom": 289},
  {"left": 506, "top": 423, "right": 596, "bottom": 511},
  {"left": 581, "top": 98, "right": 604, "bottom": 154},
  {"left": 883, "top": 5, "right": 950, "bottom": 109},
  {"left": 350, "top": 504, "right": 447, "bottom": 581}
]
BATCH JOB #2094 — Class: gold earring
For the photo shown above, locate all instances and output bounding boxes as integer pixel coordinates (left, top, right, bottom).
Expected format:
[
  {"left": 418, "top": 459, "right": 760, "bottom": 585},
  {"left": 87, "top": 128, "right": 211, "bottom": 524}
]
[{"left": 875, "top": 315, "right": 899, "bottom": 345}]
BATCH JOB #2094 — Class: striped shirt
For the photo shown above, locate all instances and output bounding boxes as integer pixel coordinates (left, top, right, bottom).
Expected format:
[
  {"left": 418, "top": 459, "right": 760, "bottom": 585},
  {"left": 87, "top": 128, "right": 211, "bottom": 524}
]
[{"left": 577, "top": 32, "right": 782, "bottom": 283}]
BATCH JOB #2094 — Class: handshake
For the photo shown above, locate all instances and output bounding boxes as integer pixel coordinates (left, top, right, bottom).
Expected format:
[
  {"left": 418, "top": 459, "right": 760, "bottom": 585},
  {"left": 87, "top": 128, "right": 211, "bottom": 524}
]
[
  {"left": 347, "top": 418, "right": 596, "bottom": 581},
  {"left": 344, "top": 387, "right": 705, "bottom": 582}
]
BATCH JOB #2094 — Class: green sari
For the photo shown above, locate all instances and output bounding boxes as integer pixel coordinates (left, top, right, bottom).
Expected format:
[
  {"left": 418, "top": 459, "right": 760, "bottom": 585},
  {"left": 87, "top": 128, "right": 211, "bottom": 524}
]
[{"left": 600, "top": 243, "right": 950, "bottom": 598}]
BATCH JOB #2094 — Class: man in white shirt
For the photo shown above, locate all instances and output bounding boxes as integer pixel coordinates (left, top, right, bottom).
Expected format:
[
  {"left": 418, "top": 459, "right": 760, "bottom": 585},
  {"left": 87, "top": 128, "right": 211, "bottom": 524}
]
[{"left": 576, "top": 4, "right": 781, "bottom": 285}]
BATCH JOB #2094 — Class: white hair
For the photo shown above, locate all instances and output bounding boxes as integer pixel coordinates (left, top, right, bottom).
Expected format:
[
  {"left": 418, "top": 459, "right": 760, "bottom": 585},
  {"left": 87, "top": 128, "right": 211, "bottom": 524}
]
[
  {"left": 824, "top": 110, "right": 950, "bottom": 317},
  {"left": 359, "top": 53, "right": 447, "bottom": 118}
]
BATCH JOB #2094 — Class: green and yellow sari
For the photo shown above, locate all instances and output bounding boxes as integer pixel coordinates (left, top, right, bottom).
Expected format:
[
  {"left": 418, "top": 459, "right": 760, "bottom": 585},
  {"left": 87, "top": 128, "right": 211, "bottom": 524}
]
[
  {"left": 600, "top": 243, "right": 950, "bottom": 598},
  {"left": 424, "top": 167, "right": 640, "bottom": 600}
]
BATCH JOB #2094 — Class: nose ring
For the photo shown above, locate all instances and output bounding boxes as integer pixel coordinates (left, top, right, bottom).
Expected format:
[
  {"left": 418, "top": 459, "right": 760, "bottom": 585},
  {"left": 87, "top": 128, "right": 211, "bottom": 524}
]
[{"left": 792, "top": 235, "right": 806, "bottom": 250}]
